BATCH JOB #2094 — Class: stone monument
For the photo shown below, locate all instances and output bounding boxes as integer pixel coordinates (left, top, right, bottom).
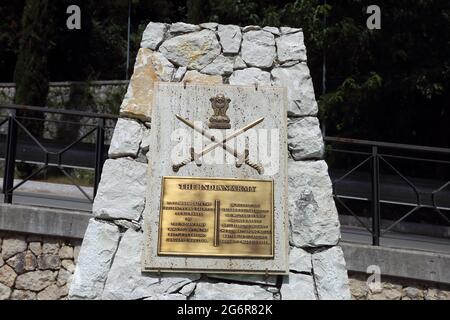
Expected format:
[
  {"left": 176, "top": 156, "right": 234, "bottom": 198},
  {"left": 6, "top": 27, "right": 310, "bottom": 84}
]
[{"left": 69, "top": 21, "right": 351, "bottom": 300}]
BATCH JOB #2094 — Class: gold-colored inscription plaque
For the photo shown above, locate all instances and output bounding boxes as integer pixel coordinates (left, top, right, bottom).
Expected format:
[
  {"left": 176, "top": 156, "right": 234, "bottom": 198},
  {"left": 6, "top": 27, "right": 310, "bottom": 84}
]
[{"left": 158, "top": 177, "right": 274, "bottom": 258}]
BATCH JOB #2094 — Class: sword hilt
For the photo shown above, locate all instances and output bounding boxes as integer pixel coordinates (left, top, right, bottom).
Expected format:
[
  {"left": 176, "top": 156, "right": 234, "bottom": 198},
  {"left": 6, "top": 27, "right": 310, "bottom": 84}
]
[
  {"left": 172, "top": 156, "right": 194, "bottom": 172},
  {"left": 245, "top": 159, "right": 264, "bottom": 175}
]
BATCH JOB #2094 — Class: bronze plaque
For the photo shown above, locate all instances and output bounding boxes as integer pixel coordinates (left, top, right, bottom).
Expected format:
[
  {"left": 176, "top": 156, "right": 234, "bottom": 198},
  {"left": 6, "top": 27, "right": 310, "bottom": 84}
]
[{"left": 158, "top": 177, "right": 274, "bottom": 258}]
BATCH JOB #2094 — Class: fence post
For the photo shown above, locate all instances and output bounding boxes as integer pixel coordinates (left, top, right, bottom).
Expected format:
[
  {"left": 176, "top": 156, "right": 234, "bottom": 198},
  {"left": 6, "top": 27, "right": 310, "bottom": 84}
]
[
  {"left": 94, "top": 118, "right": 106, "bottom": 198},
  {"left": 371, "top": 146, "right": 381, "bottom": 245},
  {"left": 3, "top": 110, "right": 18, "bottom": 203}
]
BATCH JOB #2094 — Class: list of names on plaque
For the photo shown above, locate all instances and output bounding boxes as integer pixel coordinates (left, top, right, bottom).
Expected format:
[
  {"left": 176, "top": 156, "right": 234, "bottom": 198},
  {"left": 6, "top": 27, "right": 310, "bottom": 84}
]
[{"left": 158, "top": 177, "right": 274, "bottom": 257}]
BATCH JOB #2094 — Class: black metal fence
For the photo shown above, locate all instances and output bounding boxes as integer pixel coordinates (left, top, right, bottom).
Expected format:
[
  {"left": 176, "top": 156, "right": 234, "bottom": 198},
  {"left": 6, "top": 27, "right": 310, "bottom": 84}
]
[
  {"left": 1, "top": 104, "right": 449, "bottom": 247},
  {"left": 0, "top": 104, "right": 117, "bottom": 208},
  {"left": 324, "top": 137, "right": 450, "bottom": 246}
]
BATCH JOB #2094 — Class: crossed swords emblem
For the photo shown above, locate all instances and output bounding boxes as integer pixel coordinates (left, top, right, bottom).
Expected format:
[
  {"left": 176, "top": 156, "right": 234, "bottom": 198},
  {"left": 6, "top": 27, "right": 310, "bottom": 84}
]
[{"left": 172, "top": 114, "right": 265, "bottom": 174}]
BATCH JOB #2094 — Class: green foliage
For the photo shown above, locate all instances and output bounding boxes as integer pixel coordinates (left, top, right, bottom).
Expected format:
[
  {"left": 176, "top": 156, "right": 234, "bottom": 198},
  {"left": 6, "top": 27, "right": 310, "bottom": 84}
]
[
  {"left": 319, "top": 72, "right": 382, "bottom": 135},
  {"left": 208, "top": 0, "right": 261, "bottom": 24},
  {"left": 1, "top": 0, "right": 449, "bottom": 147},
  {"left": 12, "top": 0, "right": 51, "bottom": 176},
  {"left": 318, "top": 1, "right": 450, "bottom": 147},
  {"left": 187, "top": 0, "right": 210, "bottom": 23},
  {"left": 0, "top": 1, "right": 24, "bottom": 82},
  {"left": 13, "top": 0, "right": 50, "bottom": 107}
]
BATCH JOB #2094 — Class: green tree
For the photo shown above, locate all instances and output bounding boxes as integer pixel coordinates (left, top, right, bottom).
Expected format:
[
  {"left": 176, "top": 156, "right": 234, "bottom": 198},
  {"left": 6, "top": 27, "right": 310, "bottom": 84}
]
[
  {"left": 13, "top": 0, "right": 52, "bottom": 178},
  {"left": 13, "top": 0, "right": 50, "bottom": 108},
  {"left": 319, "top": 0, "right": 450, "bottom": 147},
  {"left": 187, "top": 0, "right": 210, "bottom": 24},
  {"left": 0, "top": 1, "right": 24, "bottom": 82},
  {"left": 2, "top": 0, "right": 449, "bottom": 149}
]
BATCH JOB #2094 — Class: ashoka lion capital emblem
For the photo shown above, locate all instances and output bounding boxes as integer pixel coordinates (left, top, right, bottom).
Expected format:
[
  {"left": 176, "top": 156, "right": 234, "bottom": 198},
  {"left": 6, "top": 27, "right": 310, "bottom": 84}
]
[{"left": 208, "top": 93, "right": 231, "bottom": 129}]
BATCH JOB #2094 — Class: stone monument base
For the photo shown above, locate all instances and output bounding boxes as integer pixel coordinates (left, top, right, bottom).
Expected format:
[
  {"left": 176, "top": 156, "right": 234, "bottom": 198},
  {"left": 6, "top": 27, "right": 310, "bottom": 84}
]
[{"left": 69, "top": 21, "right": 350, "bottom": 300}]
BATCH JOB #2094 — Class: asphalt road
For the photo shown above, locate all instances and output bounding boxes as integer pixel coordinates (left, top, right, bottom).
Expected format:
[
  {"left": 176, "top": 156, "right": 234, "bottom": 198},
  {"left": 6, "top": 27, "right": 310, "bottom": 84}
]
[
  {"left": 341, "top": 225, "right": 450, "bottom": 254},
  {"left": 330, "top": 169, "right": 450, "bottom": 209}
]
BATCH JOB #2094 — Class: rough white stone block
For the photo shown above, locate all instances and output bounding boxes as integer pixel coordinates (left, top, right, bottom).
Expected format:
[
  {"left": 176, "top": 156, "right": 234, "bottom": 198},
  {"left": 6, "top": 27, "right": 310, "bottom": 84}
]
[
  {"left": 93, "top": 158, "right": 147, "bottom": 220},
  {"left": 199, "top": 22, "right": 218, "bottom": 30},
  {"left": 312, "top": 246, "right": 351, "bottom": 300},
  {"left": 149, "top": 50, "right": 176, "bottom": 82},
  {"left": 229, "top": 67, "right": 271, "bottom": 86},
  {"left": 280, "top": 27, "right": 302, "bottom": 34},
  {"left": 119, "top": 48, "right": 174, "bottom": 121},
  {"left": 233, "top": 56, "right": 247, "bottom": 69},
  {"left": 280, "top": 60, "right": 301, "bottom": 67},
  {"left": 141, "top": 22, "right": 167, "bottom": 50},
  {"left": 276, "top": 32, "right": 307, "bottom": 63},
  {"left": 192, "top": 282, "right": 273, "bottom": 300},
  {"left": 281, "top": 273, "right": 316, "bottom": 300},
  {"left": 169, "top": 22, "right": 201, "bottom": 34},
  {"left": 179, "top": 282, "right": 196, "bottom": 296},
  {"left": 241, "top": 30, "right": 276, "bottom": 68},
  {"left": 218, "top": 24, "right": 242, "bottom": 54},
  {"left": 159, "top": 30, "right": 221, "bottom": 70},
  {"left": 108, "top": 118, "right": 144, "bottom": 158},
  {"left": 242, "top": 25, "right": 261, "bottom": 32},
  {"left": 288, "top": 160, "right": 341, "bottom": 247},
  {"left": 289, "top": 247, "right": 312, "bottom": 273},
  {"left": 271, "top": 63, "right": 318, "bottom": 116},
  {"left": 207, "top": 274, "right": 277, "bottom": 286},
  {"left": 288, "top": 117, "right": 324, "bottom": 160},
  {"left": 102, "top": 229, "right": 199, "bottom": 300},
  {"left": 262, "top": 26, "right": 280, "bottom": 35},
  {"left": 140, "top": 128, "right": 151, "bottom": 152},
  {"left": 201, "top": 54, "right": 234, "bottom": 75},
  {"left": 182, "top": 70, "right": 223, "bottom": 84},
  {"left": 145, "top": 293, "right": 187, "bottom": 300},
  {"left": 172, "top": 66, "right": 187, "bottom": 82},
  {"left": 69, "top": 220, "right": 120, "bottom": 299}
]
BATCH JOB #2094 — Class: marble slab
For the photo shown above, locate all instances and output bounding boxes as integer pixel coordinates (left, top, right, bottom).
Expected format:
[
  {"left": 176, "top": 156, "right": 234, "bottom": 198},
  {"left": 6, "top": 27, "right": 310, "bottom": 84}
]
[{"left": 142, "top": 83, "right": 289, "bottom": 274}]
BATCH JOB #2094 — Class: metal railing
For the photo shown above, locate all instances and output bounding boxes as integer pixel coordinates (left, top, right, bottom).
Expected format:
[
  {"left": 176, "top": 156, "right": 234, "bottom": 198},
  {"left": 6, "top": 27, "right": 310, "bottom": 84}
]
[
  {"left": 1, "top": 104, "right": 448, "bottom": 247},
  {"left": 324, "top": 137, "right": 450, "bottom": 245},
  {"left": 0, "top": 104, "right": 117, "bottom": 207}
]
